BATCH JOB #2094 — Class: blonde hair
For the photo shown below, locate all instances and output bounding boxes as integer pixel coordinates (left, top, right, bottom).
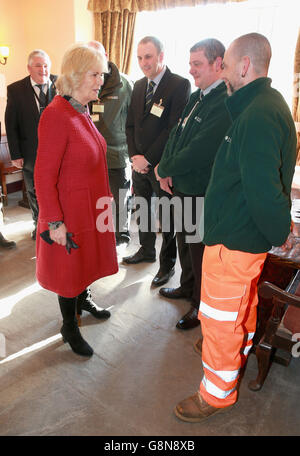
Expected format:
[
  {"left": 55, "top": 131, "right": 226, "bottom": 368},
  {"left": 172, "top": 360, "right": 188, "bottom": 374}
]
[{"left": 56, "top": 43, "right": 108, "bottom": 97}]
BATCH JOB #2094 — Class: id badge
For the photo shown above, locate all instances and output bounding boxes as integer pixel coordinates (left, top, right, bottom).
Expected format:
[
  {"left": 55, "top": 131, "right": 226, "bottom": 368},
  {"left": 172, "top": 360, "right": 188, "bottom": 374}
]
[
  {"left": 91, "top": 114, "right": 100, "bottom": 122},
  {"left": 93, "top": 103, "right": 104, "bottom": 113},
  {"left": 150, "top": 103, "right": 164, "bottom": 118}
]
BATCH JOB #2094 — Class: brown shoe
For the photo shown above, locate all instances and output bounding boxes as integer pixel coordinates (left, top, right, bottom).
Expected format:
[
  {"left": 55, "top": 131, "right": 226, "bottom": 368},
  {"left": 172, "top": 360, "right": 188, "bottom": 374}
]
[
  {"left": 174, "top": 391, "right": 233, "bottom": 423},
  {"left": 159, "top": 287, "right": 191, "bottom": 300},
  {"left": 176, "top": 306, "right": 200, "bottom": 330},
  {"left": 123, "top": 248, "right": 156, "bottom": 264},
  {"left": 193, "top": 337, "right": 203, "bottom": 355}
]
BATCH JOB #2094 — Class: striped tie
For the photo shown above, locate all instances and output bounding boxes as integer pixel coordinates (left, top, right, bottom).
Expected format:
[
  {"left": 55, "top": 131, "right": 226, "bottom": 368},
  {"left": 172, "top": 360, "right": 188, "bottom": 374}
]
[
  {"left": 145, "top": 80, "right": 155, "bottom": 109},
  {"left": 37, "top": 84, "right": 47, "bottom": 113}
]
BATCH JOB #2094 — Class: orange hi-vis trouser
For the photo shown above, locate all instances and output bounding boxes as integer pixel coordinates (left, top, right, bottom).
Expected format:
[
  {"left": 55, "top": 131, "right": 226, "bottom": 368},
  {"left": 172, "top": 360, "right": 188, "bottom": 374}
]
[{"left": 198, "top": 244, "right": 267, "bottom": 408}]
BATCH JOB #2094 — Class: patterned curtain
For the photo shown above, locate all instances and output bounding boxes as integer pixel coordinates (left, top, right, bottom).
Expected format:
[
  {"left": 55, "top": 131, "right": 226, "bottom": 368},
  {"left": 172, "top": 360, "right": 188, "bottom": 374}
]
[
  {"left": 88, "top": 0, "right": 245, "bottom": 12},
  {"left": 87, "top": 0, "right": 246, "bottom": 73},
  {"left": 93, "top": 9, "right": 136, "bottom": 73}
]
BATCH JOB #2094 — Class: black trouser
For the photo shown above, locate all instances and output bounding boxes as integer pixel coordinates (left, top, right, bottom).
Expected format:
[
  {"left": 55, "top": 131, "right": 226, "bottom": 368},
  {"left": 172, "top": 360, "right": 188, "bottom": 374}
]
[
  {"left": 132, "top": 168, "right": 176, "bottom": 272},
  {"left": 108, "top": 166, "right": 131, "bottom": 238},
  {"left": 174, "top": 190, "right": 205, "bottom": 308},
  {"left": 23, "top": 168, "right": 39, "bottom": 227}
]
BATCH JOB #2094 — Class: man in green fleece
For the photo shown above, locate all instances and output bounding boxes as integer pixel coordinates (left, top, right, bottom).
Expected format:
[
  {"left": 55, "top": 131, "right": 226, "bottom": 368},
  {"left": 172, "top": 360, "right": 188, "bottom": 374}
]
[
  {"left": 174, "top": 33, "right": 297, "bottom": 423},
  {"left": 88, "top": 41, "right": 133, "bottom": 246},
  {"left": 155, "top": 38, "right": 231, "bottom": 330}
]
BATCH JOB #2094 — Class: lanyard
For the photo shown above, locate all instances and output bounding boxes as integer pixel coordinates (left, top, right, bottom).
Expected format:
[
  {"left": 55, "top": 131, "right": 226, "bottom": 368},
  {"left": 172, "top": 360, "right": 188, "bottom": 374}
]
[
  {"left": 32, "top": 84, "right": 49, "bottom": 107},
  {"left": 176, "top": 100, "right": 200, "bottom": 136}
]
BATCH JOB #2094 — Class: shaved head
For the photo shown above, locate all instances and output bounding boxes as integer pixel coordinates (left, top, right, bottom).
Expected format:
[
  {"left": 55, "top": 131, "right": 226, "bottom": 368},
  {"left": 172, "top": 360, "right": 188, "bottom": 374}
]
[
  {"left": 230, "top": 33, "right": 272, "bottom": 75},
  {"left": 221, "top": 33, "right": 272, "bottom": 95}
]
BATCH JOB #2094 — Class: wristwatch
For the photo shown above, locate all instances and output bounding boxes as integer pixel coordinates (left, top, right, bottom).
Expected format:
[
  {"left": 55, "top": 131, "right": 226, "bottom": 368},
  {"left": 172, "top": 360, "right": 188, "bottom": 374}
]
[{"left": 48, "top": 221, "right": 63, "bottom": 230}]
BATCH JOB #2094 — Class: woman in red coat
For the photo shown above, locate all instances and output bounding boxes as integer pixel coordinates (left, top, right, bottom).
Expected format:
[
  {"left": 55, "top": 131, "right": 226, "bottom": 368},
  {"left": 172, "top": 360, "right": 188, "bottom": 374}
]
[{"left": 34, "top": 44, "right": 118, "bottom": 357}]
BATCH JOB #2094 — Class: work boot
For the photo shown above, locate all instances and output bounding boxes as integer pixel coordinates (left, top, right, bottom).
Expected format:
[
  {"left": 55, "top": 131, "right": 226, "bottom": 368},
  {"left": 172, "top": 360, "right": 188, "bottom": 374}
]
[
  {"left": 58, "top": 295, "right": 93, "bottom": 357},
  {"left": 174, "top": 391, "right": 233, "bottom": 423},
  {"left": 77, "top": 288, "right": 111, "bottom": 320}
]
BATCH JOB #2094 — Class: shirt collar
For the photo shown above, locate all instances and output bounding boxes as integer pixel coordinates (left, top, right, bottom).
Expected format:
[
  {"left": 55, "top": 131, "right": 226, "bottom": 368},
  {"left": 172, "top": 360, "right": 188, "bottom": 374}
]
[
  {"left": 64, "top": 95, "right": 88, "bottom": 114},
  {"left": 30, "top": 77, "right": 50, "bottom": 90},
  {"left": 148, "top": 65, "right": 166, "bottom": 88},
  {"left": 202, "top": 79, "right": 223, "bottom": 97}
]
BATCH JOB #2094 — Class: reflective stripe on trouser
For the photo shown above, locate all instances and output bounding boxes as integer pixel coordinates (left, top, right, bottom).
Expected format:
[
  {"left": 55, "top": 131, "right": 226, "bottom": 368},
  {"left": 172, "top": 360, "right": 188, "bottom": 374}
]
[{"left": 198, "top": 244, "right": 267, "bottom": 408}]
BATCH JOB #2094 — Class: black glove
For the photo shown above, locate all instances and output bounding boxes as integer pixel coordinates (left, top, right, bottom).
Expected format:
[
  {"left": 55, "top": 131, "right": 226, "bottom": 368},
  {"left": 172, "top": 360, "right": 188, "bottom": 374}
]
[
  {"left": 40, "top": 230, "right": 79, "bottom": 254},
  {"left": 40, "top": 230, "right": 54, "bottom": 245},
  {"left": 65, "top": 232, "right": 79, "bottom": 254}
]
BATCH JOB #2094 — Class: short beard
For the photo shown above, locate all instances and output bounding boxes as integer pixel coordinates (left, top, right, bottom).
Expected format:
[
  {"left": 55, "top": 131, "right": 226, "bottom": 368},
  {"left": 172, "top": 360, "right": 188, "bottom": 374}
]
[{"left": 226, "top": 81, "right": 235, "bottom": 96}]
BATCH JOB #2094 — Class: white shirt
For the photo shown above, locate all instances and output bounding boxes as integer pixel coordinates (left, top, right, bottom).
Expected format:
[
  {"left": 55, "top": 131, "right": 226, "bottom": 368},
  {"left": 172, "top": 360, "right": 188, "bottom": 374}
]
[
  {"left": 202, "top": 79, "right": 223, "bottom": 97},
  {"left": 147, "top": 66, "right": 167, "bottom": 95},
  {"left": 30, "top": 77, "right": 51, "bottom": 110}
]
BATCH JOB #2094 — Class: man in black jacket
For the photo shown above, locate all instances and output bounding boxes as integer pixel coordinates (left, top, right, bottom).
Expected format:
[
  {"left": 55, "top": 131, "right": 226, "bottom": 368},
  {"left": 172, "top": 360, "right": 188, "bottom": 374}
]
[
  {"left": 124, "top": 36, "right": 191, "bottom": 287},
  {"left": 5, "top": 49, "right": 57, "bottom": 239}
]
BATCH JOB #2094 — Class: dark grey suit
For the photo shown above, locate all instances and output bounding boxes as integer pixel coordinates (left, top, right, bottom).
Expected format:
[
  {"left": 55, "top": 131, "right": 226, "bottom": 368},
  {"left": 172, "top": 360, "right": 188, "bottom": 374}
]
[
  {"left": 5, "top": 75, "right": 57, "bottom": 225},
  {"left": 126, "top": 67, "right": 191, "bottom": 270}
]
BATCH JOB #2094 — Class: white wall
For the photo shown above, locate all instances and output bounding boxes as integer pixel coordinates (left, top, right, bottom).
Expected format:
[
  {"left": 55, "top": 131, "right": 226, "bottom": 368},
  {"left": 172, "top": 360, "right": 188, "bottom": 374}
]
[{"left": 0, "top": 0, "right": 94, "bottom": 131}]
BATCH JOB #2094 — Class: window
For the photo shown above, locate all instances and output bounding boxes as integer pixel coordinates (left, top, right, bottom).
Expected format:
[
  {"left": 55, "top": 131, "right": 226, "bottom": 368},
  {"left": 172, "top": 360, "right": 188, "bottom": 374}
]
[{"left": 130, "top": 0, "right": 300, "bottom": 108}]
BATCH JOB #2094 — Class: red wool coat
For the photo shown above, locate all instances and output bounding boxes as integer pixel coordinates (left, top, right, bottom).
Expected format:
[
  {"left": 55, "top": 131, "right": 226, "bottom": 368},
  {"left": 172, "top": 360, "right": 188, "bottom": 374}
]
[{"left": 34, "top": 96, "right": 118, "bottom": 298}]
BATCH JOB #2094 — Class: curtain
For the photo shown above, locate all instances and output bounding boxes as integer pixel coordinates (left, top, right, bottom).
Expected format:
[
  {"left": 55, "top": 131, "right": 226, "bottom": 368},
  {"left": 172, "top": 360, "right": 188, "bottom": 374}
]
[
  {"left": 293, "top": 28, "right": 300, "bottom": 162},
  {"left": 87, "top": 0, "right": 246, "bottom": 73},
  {"left": 88, "top": 0, "right": 245, "bottom": 13},
  {"left": 94, "top": 9, "right": 136, "bottom": 73}
]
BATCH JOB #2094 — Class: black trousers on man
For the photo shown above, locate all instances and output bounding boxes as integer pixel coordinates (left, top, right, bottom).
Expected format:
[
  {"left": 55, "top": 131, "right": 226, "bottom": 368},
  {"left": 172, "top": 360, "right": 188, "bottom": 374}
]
[
  {"left": 23, "top": 168, "right": 39, "bottom": 227},
  {"left": 132, "top": 168, "right": 176, "bottom": 273},
  {"left": 108, "top": 166, "right": 131, "bottom": 240},
  {"left": 174, "top": 190, "right": 205, "bottom": 309}
]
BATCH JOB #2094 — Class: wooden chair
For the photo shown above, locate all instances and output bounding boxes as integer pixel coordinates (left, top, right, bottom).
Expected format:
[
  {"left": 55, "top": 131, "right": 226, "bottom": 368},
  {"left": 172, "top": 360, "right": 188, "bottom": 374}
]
[
  {"left": 0, "top": 136, "right": 24, "bottom": 205},
  {"left": 249, "top": 268, "right": 300, "bottom": 391}
]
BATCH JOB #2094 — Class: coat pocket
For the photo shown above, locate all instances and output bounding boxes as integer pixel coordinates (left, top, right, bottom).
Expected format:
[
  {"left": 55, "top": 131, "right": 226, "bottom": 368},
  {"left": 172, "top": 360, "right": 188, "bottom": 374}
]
[
  {"left": 63, "top": 188, "right": 94, "bottom": 234},
  {"left": 200, "top": 272, "right": 246, "bottom": 331}
]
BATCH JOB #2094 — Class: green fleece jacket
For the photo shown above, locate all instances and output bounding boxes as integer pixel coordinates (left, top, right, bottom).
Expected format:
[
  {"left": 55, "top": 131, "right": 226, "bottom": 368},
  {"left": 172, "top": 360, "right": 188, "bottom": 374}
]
[
  {"left": 203, "top": 77, "right": 297, "bottom": 253},
  {"left": 91, "top": 62, "right": 133, "bottom": 169},
  {"left": 157, "top": 82, "right": 231, "bottom": 195}
]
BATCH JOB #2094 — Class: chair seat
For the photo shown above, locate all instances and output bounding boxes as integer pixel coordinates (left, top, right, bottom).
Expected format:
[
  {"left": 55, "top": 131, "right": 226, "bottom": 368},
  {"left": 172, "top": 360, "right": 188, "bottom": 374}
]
[
  {"left": 3, "top": 164, "right": 21, "bottom": 174},
  {"left": 282, "top": 302, "right": 300, "bottom": 335},
  {"left": 0, "top": 135, "right": 24, "bottom": 205}
]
